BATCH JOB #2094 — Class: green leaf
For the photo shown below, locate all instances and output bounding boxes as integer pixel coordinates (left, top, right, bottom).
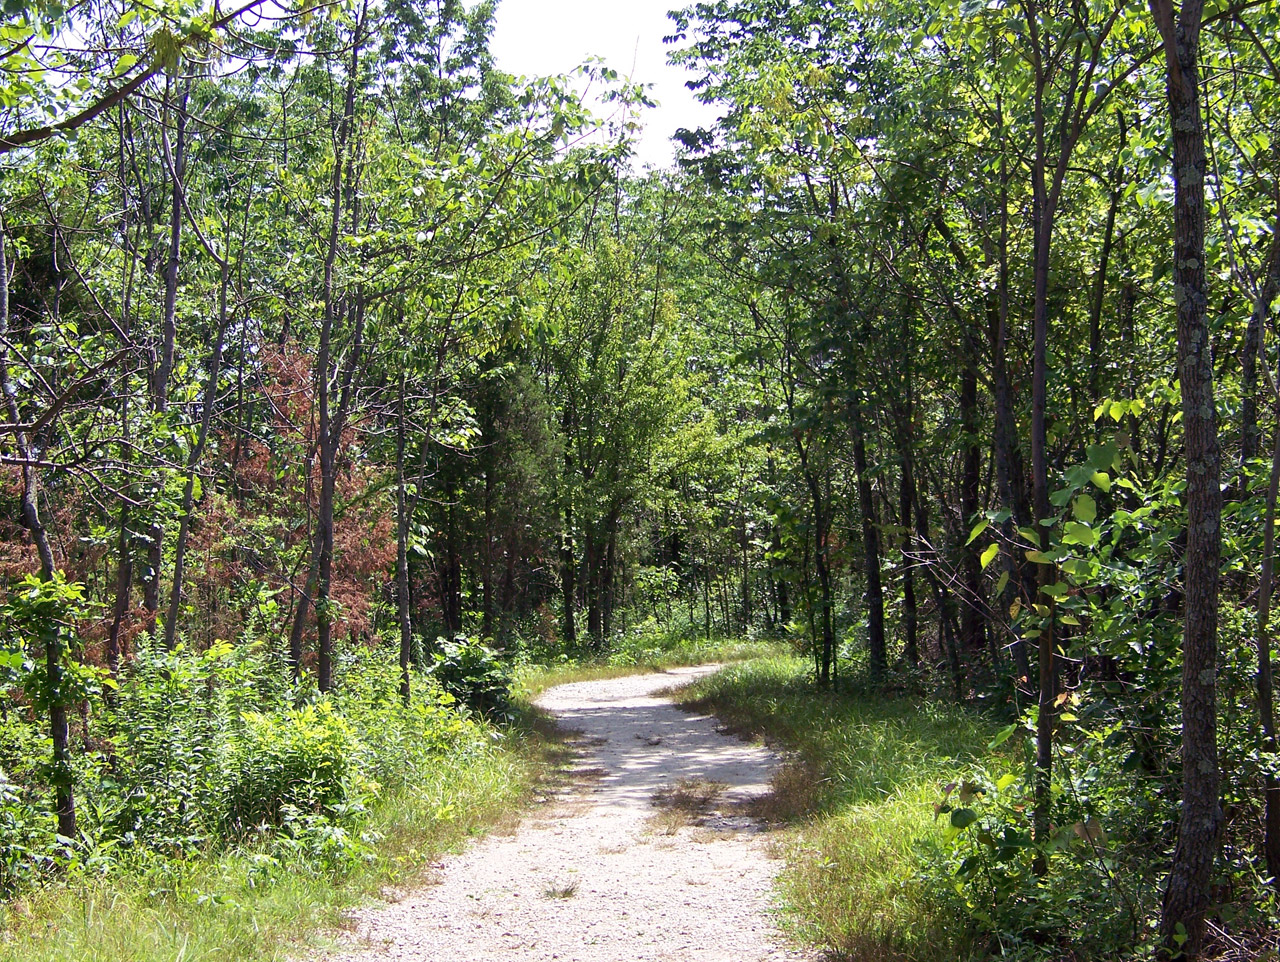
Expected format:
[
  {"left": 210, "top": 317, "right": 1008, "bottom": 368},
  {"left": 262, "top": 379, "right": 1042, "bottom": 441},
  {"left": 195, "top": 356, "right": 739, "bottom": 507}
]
[
  {"left": 989, "top": 724, "right": 1017, "bottom": 749},
  {"left": 1090, "top": 471, "right": 1112, "bottom": 492},
  {"left": 996, "top": 773, "right": 1017, "bottom": 792},
  {"left": 966, "top": 519, "right": 989, "bottom": 545},
  {"left": 1050, "top": 485, "right": 1075, "bottom": 507},
  {"left": 1087, "top": 442, "right": 1118, "bottom": 470},
  {"left": 994, "top": 571, "right": 1010, "bottom": 596},
  {"left": 1060, "top": 558, "right": 1091, "bottom": 577},
  {"left": 950, "top": 808, "right": 979, "bottom": 830},
  {"left": 1073, "top": 494, "right": 1097, "bottom": 524},
  {"left": 1062, "top": 522, "right": 1097, "bottom": 547},
  {"left": 980, "top": 543, "right": 999, "bottom": 570}
]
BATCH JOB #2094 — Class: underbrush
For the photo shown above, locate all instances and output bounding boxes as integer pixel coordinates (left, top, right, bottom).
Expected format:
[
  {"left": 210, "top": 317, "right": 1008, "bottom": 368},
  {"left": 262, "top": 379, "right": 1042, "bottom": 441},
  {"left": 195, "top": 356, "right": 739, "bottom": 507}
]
[
  {"left": 0, "top": 742, "right": 536, "bottom": 962},
  {"left": 0, "top": 638, "right": 557, "bottom": 962},
  {"left": 679, "top": 654, "right": 1280, "bottom": 962}
]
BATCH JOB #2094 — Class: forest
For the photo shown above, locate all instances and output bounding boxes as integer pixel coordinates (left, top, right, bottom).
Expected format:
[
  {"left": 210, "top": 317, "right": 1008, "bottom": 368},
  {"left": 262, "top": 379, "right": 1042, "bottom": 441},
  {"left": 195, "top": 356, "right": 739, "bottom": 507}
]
[{"left": 0, "top": 0, "right": 1278, "bottom": 958}]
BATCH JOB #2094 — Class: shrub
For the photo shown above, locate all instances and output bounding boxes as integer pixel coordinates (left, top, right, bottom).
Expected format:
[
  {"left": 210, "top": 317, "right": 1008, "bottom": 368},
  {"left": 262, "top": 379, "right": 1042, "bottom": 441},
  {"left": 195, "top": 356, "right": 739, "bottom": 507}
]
[
  {"left": 224, "top": 702, "right": 368, "bottom": 832},
  {"left": 428, "top": 636, "right": 513, "bottom": 720},
  {"left": 333, "top": 656, "right": 477, "bottom": 790}
]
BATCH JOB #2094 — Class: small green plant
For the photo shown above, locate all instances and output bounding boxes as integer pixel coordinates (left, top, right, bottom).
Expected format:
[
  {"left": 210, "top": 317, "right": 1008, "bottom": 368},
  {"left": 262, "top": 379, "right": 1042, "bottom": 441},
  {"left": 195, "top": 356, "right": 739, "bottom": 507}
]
[{"left": 428, "top": 636, "right": 513, "bottom": 719}]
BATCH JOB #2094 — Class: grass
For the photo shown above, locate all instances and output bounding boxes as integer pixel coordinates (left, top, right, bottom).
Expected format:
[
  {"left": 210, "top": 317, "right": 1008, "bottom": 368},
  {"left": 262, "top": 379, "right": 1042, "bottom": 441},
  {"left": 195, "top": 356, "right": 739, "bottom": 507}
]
[
  {"left": 0, "top": 716, "right": 564, "bottom": 962},
  {"left": 647, "top": 778, "right": 728, "bottom": 835},
  {"left": 675, "top": 653, "right": 1001, "bottom": 962},
  {"left": 541, "top": 881, "right": 579, "bottom": 899}
]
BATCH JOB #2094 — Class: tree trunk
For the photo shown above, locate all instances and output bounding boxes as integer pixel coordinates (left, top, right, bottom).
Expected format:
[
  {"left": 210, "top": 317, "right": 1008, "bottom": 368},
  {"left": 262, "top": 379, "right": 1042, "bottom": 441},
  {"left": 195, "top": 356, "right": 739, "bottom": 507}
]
[
  {"left": 301, "top": 22, "right": 365, "bottom": 693},
  {"left": 960, "top": 320, "right": 985, "bottom": 659},
  {"left": 396, "top": 377, "right": 413, "bottom": 705},
  {"left": 1255, "top": 386, "right": 1280, "bottom": 883},
  {"left": 163, "top": 247, "right": 231, "bottom": 649},
  {"left": 561, "top": 498, "right": 576, "bottom": 646},
  {"left": 481, "top": 469, "right": 494, "bottom": 641},
  {"left": 1088, "top": 128, "right": 1124, "bottom": 403},
  {"left": 901, "top": 455, "right": 919, "bottom": 668},
  {"left": 850, "top": 401, "right": 886, "bottom": 679},
  {"left": 1240, "top": 210, "right": 1280, "bottom": 468},
  {"left": 1151, "top": 0, "right": 1223, "bottom": 952},
  {"left": 143, "top": 78, "right": 190, "bottom": 642},
  {"left": 802, "top": 457, "right": 835, "bottom": 686}
]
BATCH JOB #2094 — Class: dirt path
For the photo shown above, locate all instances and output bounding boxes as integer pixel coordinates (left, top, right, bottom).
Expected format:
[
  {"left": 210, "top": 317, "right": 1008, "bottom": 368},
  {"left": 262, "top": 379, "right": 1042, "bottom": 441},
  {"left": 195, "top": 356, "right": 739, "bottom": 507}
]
[{"left": 319, "top": 665, "right": 815, "bottom": 962}]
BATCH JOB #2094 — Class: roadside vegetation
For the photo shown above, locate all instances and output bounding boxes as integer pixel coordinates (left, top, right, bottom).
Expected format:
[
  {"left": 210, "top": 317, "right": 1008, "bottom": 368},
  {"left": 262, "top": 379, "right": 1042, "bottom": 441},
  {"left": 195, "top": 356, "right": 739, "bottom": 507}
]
[
  {"left": 0, "top": 625, "right": 775, "bottom": 962},
  {"left": 0, "top": 641, "right": 549, "bottom": 962},
  {"left": 681, "top": 654, "right": 1279, "bottom": 962}
]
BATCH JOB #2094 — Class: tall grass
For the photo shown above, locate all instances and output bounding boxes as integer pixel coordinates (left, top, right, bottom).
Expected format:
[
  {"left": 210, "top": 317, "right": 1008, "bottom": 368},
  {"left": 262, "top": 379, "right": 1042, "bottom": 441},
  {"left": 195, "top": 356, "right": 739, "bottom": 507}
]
[
  {"left": 0, "top": 724, "right": 549, "bottom": 962},
  {"left": 678, "top": 654, "right": 1000, "bottom": 961}
]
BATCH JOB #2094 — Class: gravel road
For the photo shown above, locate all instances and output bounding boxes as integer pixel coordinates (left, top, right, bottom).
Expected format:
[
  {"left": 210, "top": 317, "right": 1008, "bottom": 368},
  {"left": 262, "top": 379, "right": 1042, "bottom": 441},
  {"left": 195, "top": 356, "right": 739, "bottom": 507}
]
[{"left": 318, "top": 665, "right": 815, "bottom": 962}]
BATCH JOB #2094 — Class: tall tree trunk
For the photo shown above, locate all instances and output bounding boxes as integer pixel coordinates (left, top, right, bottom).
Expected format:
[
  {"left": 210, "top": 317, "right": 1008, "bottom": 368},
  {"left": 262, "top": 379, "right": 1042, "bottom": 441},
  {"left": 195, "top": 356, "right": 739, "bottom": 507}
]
[
  {"left": 163, "top": 243, "right": 231, "bottom": 649},
  {"left": 586, "top": 532, "right": 603, "bottom": 645},
  {"left": 1088, "top": 121, "right": 1124, "bottom": 403},
  {"left": 1255, "top": 384, "right": 1280, "bottom": 883},
  {"left": 850, "top": 401, "right": 886, "bottom": 679},
  {"left": 144, "top": 78, "right": 190, "bottom": 641},
  {"left": 561, "top": 498, "right": 577, "bottom": 646},
  {"left": 108, "top": 107, "right": 138, "bottom": 684},
  {"left": 1027, "top": 50, "right": 1070, "bottom": 873},
  {"left": 560, "top": 407, "right": 577, "bottom": 646},
  {"left": 603, "top": 520, "right": 617, "bottom": 639},
  {"left": 396, "top": 376, "right": 413, "bottom": 705},
  {"left": 294, "top": 20, "right": 365, "bottom": 692},
  {"left": 481, "top": 468, "right": 494, "bottom": 641},
  {"left": 960, "top": 320, "right": 985, "bottom": 659},
  {"left": 1240, "top": 209, "right": 1280, "bottom": 468},
  {"left": 798, "top": 442, "right": 835, "bottom": 686},
  {"left": 901, "top": 454, "right": 920, "bottom": 668},
  {"left": 1150, "top": 0, "right": 1223, "bottom": 952}
]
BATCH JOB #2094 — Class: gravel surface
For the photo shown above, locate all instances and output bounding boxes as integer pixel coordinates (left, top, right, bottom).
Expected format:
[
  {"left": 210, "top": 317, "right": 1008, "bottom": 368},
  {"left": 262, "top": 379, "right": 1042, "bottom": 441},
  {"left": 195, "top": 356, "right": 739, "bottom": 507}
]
[{"left": 317, "top": 665, "right": 817, "bottom": 962}]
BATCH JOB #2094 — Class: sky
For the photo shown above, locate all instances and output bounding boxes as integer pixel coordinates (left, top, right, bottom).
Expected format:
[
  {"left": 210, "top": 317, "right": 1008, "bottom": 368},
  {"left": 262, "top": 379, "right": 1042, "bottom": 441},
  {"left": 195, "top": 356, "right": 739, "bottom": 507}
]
[{"left": 488, "top": 0, "right": 722, "bottom": 171}]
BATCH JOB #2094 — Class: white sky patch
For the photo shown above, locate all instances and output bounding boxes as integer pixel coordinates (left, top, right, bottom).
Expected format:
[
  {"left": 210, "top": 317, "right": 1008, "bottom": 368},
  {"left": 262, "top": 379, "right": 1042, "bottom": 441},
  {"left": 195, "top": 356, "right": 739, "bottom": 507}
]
[{"left": 489, "top": 0, "right": 722, "bottom": 171}]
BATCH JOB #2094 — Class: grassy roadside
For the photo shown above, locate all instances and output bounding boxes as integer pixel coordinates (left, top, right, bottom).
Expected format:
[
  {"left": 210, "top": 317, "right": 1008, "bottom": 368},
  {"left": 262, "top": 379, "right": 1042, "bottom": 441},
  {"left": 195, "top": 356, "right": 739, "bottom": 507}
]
[
  {"left": 675, "top": 653, "right": 1002, "bottom": 962},
  {"left": 0, "top": 711, "right": 567, "bottom": 962},
  {"left": 0, "top": 643, "right": 767, "bottom": 962}
]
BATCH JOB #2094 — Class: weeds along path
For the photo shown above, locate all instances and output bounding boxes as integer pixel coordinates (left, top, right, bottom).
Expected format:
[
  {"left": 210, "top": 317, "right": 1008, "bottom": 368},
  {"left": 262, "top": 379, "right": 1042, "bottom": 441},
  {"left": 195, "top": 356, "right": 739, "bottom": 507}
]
[{"left": 318, "top": 665, "right": 815, "bottom": 962}]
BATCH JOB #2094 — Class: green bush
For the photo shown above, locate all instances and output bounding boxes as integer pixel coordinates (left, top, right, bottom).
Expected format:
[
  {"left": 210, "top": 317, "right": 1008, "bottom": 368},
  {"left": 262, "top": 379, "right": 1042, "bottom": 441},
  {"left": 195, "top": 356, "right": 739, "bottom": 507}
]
[
  {"left": 108, "top": 641, "right": 241, "bottom": 855},
  {"left": 428, "top": 636, "right": 513, "bottom": 720},
  {"left": 224, "top": 702, "right": 368, "bottom": 832},
  {"left": 333, "top": 657, "right": 477, "bottom": 791}
]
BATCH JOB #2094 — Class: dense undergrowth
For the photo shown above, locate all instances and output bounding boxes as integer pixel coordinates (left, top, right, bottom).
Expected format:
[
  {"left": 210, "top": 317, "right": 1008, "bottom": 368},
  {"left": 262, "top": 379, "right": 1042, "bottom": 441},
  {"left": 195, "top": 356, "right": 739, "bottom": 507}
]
[
  {"left": 0, "top": 620, "right": 773, "bottom": 960},
  {"left": 0, "top": 636, "right": 555, "bottom": 961},
  {"left": 679, "top": 654, "right": 1280, "bottom": 962}
]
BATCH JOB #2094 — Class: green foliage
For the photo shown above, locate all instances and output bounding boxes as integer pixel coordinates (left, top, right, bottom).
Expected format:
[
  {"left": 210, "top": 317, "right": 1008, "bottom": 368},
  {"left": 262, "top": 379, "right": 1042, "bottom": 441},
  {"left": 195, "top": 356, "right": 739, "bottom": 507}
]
[
  {"left": 676, "top": 654, "right": 999, "bottom": 958},
  {"left": 225, "top": 702, "right": 365, "bottom": 832},
  {"left": 0, "top": 714, "right": 542, "bottom": 962},
  {"left": 924, "top": 763, "right": 1150, "bottom": 960},
  {"left": 428, "top": 636, "right": 513, "bottom": 720}
]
